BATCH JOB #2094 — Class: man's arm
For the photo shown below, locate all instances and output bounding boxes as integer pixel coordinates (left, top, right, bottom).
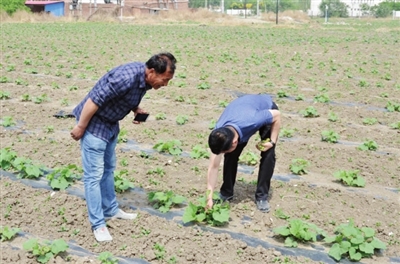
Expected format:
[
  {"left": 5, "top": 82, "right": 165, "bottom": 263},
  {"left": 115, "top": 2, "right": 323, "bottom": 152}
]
[
  {"left": 269, "top": 109, "right": 281, "bottom": 144},
  {"left": 206, "top": 153, "right": 222, "bottom": 208},
  {"left": 256, "top": 109, "right": 281, "bottom": 151},
  {"left": 70, "top": 98, "right": 99, "bottom": 141}
]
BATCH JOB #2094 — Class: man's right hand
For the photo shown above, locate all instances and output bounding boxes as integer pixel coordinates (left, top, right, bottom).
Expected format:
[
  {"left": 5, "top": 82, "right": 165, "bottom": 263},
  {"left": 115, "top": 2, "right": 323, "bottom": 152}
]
[
  {"left": 206, "top": 197, "right": 214, "bottom": 210},
  {"left": 70, "top": 125, "right": 85, "bottom": 141}
]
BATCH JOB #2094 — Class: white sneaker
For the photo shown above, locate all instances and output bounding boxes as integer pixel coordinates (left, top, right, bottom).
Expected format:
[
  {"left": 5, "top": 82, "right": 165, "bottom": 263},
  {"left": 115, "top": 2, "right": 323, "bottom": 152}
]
[
  {"left": 93, "top": 226, "right": 112, "bottom": 242},
  {"left": 105, "top": 209, "right": 137, "bottom": 221}
]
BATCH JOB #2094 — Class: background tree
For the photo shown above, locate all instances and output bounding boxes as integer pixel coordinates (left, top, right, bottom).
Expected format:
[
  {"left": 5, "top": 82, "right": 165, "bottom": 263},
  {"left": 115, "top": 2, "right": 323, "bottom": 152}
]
[
  {"left": 371, "top": 1, "right": 400, "bottom": 18},
  {"left": 0, "top": 0, "right": 30, "bottom": 15},
  {"left": 319, "top": 0, "right": 348, "bottom": 17},
  {"left": 360, "top": 3, "right": 371, "bottom": 16}
]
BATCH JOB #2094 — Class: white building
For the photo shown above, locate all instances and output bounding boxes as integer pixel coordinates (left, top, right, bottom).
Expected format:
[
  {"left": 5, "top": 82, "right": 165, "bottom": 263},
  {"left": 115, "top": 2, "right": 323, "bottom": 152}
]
[{"left": 308, "top": 0, "right": 385, "bottom": 17}]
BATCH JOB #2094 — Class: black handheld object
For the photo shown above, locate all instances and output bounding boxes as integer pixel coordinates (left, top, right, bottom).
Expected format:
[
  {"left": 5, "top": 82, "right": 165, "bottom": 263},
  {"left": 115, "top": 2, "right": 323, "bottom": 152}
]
[{"left": 134, "top": 113, "right": 149, "bottom": 122}]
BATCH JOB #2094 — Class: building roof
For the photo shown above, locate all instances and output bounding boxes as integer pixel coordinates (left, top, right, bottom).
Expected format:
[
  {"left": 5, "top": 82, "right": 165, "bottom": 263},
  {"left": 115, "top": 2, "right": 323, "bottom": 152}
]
[{"left": 25, "top": 1, "right": 63, "bottom": 5}]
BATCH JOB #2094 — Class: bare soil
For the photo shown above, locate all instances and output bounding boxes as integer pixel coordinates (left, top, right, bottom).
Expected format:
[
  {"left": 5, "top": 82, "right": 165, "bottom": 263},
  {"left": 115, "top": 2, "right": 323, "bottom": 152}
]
[{"left": 1, "top": 17, "right": 399, "bottom": 264}]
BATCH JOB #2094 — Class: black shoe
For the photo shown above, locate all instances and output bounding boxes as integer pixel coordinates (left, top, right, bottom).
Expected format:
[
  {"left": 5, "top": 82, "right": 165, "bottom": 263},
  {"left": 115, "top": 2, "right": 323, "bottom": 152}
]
[
  {"left": 213, "top": 193, "right": 233, "bottom": 204},
  {"left": 255, "top": 199, "right": 270, "bottom": 213}
]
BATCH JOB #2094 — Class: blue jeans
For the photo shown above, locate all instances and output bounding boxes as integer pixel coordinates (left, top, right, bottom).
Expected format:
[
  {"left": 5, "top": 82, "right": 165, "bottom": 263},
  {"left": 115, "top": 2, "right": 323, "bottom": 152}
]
[{"left": 80, "top": 131, "right": 118, "bottom": 230}]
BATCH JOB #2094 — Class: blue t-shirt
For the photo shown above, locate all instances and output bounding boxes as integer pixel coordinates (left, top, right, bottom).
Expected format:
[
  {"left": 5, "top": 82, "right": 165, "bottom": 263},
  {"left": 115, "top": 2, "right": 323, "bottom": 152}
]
[{"left": 215, "top": 94, "right": 274, "bottom": 143}]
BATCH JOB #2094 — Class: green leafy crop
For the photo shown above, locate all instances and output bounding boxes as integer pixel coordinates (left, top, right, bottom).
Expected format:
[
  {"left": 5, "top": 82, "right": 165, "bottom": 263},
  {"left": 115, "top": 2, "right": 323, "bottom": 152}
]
[
  {"left": 46, "top": 164, "right": 82, "bottom": 190},
  {"left": 334, "top": 170, "right": 365, "bottom": 187},
  {"left": 324, "top": 220, "right": 386, "bottom": 261},
  {"left": 98, "top": 251, "right": 118, "bottom": 264},
  {"left": 148, "top": 190, "right": 186, "bottom": 213},
  {"left": 23, "top": 238, "right": 68, "bottom": 264},
  {"left": 239, "top": 150, "right": 258, "bottom": 165},
  {"left": 190, "top": 145, "right": 210, "bottom": 159},
  {"left": 183, "top": 193, "right": 230, "bottom": 226},
  {"left": 321, "top": 130, "right": 340, "bottom": 143},
  {"left": 273, "top": 219, "right": 327, "bottom": 247},
  {"left": 289, "top": 158, "right": 309, "bottom": 175},
  {"left": 0, "top": 226, "right": 20, "bottom": 241},
  {"left": 357, "top": 140, "right": 378, "bottom": 151},
  {"left": 300, "top": 106, "right": 319, "bottom": 118},
  {"left": 153, "top": 140, "right": 182, "bottom": 156},
  {"left": 114, "top": 169, "right": 134, "bottom": 193}
]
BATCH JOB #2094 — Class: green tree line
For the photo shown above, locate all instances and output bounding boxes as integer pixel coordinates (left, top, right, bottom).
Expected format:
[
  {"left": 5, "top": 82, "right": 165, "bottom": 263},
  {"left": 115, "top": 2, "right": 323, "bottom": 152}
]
[{"left": 0, "top": 0, "right": 30, "bottom": 15}]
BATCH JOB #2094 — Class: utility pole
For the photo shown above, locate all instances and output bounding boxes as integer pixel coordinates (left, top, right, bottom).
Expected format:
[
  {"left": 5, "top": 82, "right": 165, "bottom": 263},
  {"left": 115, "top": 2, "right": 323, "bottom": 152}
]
[
  {"left": 276, "top": 0, "right": 279, "bottom": 24},
  {"left": 325, "top": 5, "right": 328, "bottom": 23}
]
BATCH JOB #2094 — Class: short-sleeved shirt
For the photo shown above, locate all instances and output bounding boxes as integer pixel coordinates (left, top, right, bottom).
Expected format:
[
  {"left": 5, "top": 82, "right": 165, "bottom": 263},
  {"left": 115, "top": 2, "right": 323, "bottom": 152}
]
[
  {"left": 215, "top": 94, "right": 274, "bottom": 143},
  {"left": 72, "top": 62, "right": 152, "bottom": 142}
]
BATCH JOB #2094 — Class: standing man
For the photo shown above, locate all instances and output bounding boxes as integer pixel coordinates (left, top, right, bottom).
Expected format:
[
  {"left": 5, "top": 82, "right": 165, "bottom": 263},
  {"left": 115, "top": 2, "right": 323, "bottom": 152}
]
[
  {"left": 206, "top": 94, "right": 280, "bottom": 213},
  {"left": 70, "top": 52, "right": 177, "bottom": 242}
]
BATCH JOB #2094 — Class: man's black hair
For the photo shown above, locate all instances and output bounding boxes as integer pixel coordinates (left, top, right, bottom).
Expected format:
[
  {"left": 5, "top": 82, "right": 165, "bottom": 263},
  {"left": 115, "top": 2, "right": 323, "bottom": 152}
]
[
  {"left": 146, "top": 52, "right": 177, "bottom": 74},
  {"left": 208, "top": 127, "right": 234, "bottom": 155}
]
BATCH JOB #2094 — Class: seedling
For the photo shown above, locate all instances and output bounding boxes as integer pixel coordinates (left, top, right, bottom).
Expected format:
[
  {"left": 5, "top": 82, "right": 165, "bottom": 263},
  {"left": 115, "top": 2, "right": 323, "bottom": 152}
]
[
  {"left": 1, "top": 116, "right": 16, "bottom": 127},
  {"left": 314, "top": 93, "right": 330, "bottom": 103},
  {"left": 98, "top": 251, "right": 118, "bottom": 264},
  {"left": 44, "top": 125, "right": 54, "bottom": 133},
  {"left": 295, "top": 94, "right": 305, "bottom": 101},
  {"left": 0, "top": 147, "right": 17, "bottom": 170},
  {"left": 176, "top": 115, "right": 188, "bottom": 125},
  {"left": 182, "top": 192, "right": 230, "bottom": 226},
  {"left": 274, "top": 208, "right": 290, "bottom": 220},
  {"left": 148, "top": 190, "right": 186, "bottom": 213},
  {"left": 324, "top": 220, "right": 386, "bottom": 261},
  {"left": 118, "top": 128, "right": 128, "bottom": 143},
  {"left": 114, "top": 169, "right": 134, "bottom": 193},
  {"left": 218, "top": 100, "right": 229, "bottom": 107},
  {"left": 33, "top": 94, "right": 48, "bottom": 104},
  {"left": 289, "top": 159, "right": 309, "bottom": 175},
  {"left": 328, "top": 112, "right": 338, "bottom": 122},
  {"left": 147, "top": 167, "right": 165, "bottom": 177},
  {"left": 273, "top": 218, "right": 326, "bottom": 247},
  {"left": 208, "top": 119, "right": 217, "bottom": 130},
  {"left": 0, "top": 91, "right": 11, "bottom": 100},
  {"left": 190, "top": 145, "right": 209, "bottom": 159},
  {"left": 321, "top": 130, "right": 340, "bottom": 143},
  {"left": 362, "top": 118, "right": 377, "bottom": 125},
  {"left": 0, "top": 226, "right": 20, "bottom": 241},
  {"left": 153, "top": 243, "right": 166, "bottom": 260},
  {"left": 155, "top": 113, "right": 166, "bottom": 120},
  {"left": 196, "top": 82, "right": 211, "bottom": 90},
  {"left": 153, "top": 140, "right": 182, "bottom": 156},
  {"left": 277, "top": 90, "right": 288, "bottom": 98},
  {"left": 12, "top": 157, "right": 45, "bottom": 179},
  {"left": 21, "top": 93, "right": 31, "bottom": 102},
  {"left": 174, "top": 95, "right": 185, "bottom": 102},
  {"left": 239, "top": 151, "right": 258, "bottom": 165},
  {"left": 46, "top": 164, "right": 82, "bottom": 190},
  {"left": 334, "top": 170, "right": 365, "bottom": 187},
  {"left": 280, "top": 128, "right": 294, "bottom": 138},
  {"left": 23, "top": 238, "right": 68, "bottom": 264},
  {"left": 390, "top": 121, "right": 400, "bottom": 130},
  {"left": 385, "top": 101, "right": 400, "bottom": 112},
  {"left": 357, "top": 140, "right": 378, "bottom": 151},
  {"left": 300, "top": 106, "right": 319, "bottom": 118}
]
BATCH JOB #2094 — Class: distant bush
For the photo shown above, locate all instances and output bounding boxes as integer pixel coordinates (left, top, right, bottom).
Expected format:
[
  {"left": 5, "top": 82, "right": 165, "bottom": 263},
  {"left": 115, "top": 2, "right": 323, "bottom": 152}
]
[
  {"left": 319, "top": 0, "right": 348, "bottom": 17},
  {"left": 371, "top": 1, "right": 400, "bottom": 18},
  {"left": 0, "top": 0, "right": 30, "bottom": 15}
]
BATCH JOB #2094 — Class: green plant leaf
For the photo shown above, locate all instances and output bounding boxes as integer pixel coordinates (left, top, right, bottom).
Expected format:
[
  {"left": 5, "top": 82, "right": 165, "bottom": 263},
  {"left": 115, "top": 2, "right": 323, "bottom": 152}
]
[
  {"left": 328, "top": 243, "right": 342, "bottom": 261},
  {"left": 361, "top": 227, "right": 375, "bottom": 238},
  {"left": 38, "top": 252, "right": 53, "bottom": 264},
  {"left": 182, "top": 202, "right": 197, "bottom": 223},
  {"left": 359, "top": 241, "right": 374, "bottom": 254},
  {"left": 350, "top": 235, "right": 364, "bottom": 245},
  {"left": 349, "top": 247, "right": 362, "bottom": 261},
  {"left": 370, "top": 238, "right": 386, "bottom": 249},
  {"left": 284, "top": 236, "right": 297, "bottom": 247},
  {"left": 51, "top": 239, "right": 68, "bottom": 255},
  {"left": 273, "top": 226, "right": 291, "bottom": 236},
  {"left": 23, "top": 238, "right": 37, "bottom": 251}
]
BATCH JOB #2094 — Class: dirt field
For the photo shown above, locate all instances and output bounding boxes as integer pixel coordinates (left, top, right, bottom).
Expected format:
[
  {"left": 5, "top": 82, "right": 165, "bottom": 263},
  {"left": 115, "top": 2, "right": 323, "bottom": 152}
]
[{"left": 1, "top": 13, "right": 399, "bottom": 264}]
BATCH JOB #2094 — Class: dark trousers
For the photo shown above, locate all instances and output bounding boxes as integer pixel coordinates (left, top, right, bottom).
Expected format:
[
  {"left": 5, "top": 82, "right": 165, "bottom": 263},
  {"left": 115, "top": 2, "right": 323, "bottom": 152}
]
[{"left": 220, "top": 125, "right": 276, "bottom": 201}]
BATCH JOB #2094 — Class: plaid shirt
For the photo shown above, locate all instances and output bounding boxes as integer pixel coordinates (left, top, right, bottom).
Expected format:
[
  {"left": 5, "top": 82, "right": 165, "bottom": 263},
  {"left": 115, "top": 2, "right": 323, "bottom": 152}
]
[{"left": 73, "top": 62, "right": 152, "bottom": 142}]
